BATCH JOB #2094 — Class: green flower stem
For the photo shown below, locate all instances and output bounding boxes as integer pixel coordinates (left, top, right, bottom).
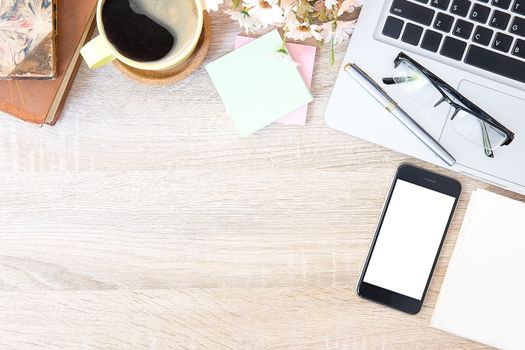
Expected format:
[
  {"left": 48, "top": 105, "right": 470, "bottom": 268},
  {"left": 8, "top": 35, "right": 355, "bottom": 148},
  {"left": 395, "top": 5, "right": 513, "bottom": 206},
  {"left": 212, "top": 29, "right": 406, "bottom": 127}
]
[
  {"left": 277, "top": 32, "right": 288, "bottom": 55},
  {"left": 330, "top": 37, "right": 335, "bottom": 65}
]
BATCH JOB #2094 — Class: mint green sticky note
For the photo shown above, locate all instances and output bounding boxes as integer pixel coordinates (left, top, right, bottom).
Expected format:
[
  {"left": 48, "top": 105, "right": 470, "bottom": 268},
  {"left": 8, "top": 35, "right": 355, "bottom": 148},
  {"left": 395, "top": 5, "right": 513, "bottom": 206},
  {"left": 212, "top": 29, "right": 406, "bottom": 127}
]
[{"left": 206, "top": 29, "right": 313, "bottom": 137}]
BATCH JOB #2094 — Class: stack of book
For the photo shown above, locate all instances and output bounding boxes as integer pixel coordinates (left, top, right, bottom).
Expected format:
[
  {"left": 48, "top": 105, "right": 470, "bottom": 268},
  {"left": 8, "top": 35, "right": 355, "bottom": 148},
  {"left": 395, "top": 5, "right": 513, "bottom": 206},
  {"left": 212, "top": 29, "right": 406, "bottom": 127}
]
[{"left": 0, "top": 0, "right": 98, "bottom": 125}]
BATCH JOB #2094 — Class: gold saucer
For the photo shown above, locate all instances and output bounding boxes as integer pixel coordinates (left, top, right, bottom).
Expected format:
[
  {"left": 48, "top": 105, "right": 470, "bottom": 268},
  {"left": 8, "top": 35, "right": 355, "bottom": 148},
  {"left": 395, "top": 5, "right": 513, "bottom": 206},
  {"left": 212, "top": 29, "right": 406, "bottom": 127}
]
[{"left": 113, "top": 12, "right": 211, "bottom": 86}]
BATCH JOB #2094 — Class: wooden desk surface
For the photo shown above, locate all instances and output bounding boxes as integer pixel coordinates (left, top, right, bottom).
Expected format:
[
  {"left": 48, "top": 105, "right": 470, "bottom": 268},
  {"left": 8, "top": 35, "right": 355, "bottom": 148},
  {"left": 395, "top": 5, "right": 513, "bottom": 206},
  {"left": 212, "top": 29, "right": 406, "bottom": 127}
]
[{"left": 0, "top": 12, "right": 521, "bottom": 349}]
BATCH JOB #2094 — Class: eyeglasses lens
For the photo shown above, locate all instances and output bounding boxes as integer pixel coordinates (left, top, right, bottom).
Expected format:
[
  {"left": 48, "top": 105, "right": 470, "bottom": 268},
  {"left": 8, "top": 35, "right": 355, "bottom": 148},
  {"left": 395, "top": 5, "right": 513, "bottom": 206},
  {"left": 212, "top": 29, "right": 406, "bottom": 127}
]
[
  {"left": 392, "top": 60, "right": 444, "bottom": 108},
  {"left": 451, "top": 109, "right": 507, "bottom": 151}
]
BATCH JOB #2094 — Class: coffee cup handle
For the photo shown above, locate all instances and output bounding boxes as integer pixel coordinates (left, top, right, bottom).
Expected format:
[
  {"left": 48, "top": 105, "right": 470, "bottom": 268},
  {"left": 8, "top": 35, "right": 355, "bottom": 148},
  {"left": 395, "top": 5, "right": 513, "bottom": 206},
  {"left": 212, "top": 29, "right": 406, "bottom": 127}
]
[{"left": 81, "top": 35, "right": 115, "bottom": 69}]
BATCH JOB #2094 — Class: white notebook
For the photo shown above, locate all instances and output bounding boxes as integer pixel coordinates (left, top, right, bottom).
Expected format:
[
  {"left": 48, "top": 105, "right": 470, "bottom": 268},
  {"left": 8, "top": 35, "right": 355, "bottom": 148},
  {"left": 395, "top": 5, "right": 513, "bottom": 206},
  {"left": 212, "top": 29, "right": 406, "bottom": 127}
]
[{"left": 432, "top": 189, "right": 525, "bottom": 349}]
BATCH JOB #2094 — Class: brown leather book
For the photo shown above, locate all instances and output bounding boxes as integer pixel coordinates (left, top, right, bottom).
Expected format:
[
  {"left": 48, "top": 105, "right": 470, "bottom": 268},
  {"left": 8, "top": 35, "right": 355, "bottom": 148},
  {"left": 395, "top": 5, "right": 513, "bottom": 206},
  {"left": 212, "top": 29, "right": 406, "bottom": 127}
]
[
  {"left": 0, "top": 0, "right": 57, "bottom": 80},
  {"left": 0, "top": 0, "right": 97, "bottom": 125}
]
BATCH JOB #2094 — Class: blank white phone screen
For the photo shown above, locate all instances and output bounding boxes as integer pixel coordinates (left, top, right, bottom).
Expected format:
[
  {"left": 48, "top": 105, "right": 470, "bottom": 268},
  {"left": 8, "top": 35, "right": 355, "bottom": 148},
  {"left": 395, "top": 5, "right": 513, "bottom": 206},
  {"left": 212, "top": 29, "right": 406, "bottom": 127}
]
[{"left": 363, "top": 179, "right": 456, "bottom": 300}]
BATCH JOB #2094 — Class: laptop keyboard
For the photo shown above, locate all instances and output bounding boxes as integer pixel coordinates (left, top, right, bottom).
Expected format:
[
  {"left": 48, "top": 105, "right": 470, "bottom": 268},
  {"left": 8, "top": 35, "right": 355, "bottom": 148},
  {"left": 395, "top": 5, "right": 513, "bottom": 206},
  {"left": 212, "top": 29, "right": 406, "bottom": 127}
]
[{"left": 382, "top": 0, "right": 525, "bottom": 84}]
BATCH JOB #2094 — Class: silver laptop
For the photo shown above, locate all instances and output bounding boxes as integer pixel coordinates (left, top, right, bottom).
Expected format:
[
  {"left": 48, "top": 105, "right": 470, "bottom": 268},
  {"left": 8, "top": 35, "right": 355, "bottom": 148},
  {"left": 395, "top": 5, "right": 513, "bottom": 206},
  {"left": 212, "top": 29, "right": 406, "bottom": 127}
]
[{"left": 326, "top": 0, "right": 525, "bottom": 195}]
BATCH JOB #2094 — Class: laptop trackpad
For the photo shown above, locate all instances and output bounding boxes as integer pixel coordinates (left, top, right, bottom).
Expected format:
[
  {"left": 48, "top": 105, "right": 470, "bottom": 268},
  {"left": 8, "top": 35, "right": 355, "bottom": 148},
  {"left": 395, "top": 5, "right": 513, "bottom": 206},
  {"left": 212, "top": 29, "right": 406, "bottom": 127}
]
[{"left": 439, "top": 80, "right": 525, "bottom": 186}]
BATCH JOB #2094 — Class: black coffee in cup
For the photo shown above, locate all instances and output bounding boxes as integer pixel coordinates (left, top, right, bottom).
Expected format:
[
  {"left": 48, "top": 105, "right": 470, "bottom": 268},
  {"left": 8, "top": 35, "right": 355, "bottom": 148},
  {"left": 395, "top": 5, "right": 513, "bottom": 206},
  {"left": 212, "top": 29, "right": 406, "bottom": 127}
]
[{"left": 102, "top": 0, "right": 175, "bottom": 62}]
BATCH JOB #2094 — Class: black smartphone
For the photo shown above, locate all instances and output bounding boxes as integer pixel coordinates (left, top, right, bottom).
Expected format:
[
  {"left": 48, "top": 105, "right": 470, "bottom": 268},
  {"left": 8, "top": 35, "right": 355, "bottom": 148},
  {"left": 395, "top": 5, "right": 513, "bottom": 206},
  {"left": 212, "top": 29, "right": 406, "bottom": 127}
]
[{"left": 357, "top": 164, "right": 461, "bottom": 314}]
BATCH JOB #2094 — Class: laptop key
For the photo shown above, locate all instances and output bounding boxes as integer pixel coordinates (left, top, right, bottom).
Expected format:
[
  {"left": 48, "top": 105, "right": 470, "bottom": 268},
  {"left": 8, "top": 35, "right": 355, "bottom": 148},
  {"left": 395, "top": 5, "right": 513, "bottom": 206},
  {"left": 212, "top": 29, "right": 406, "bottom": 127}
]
[
  {"left": 454, "top": 19, "right": 475, "bottom": 38},
  {"left": 383, "top": 16, "right": 405, "bottom": 39},
  {"left": 512, "top": 38, "right": 525, "bottom": 58},
  {"left": 434, "top": 12, "right": 455, "bottom": 32},
  {"left": 512, "top": 0, "right": 525, "bottom": 15},
  {"left": 414, "top": 0, "right": 430, "bottom": 3},
  {"left": 402, "top": 23, "right": 424, "bottom": 45},
  {"left": 440, "top": 36, "right": 467, "bottom": 59},
  {"left": 390, "top": 0, "right": 435, "bottom": 26},
  {"left": 431, "top": 0, "right": 451, "bottom": 10},
  {"left": 473, "top": 25, "right": 494, "bottom": 45},
  {"left": 470, "top": 3, "right": 491, "bottom": 23},
  {"left": 510, "top": 16, "right": 525, "bottom": 36},
  {"left": 450, "top": 0, "right": 472, "bottom": 16},
  {"left": 491, "top": 0, "right": 512, "bottom": 9},
  {"left": 492, "top": 32, "right": 513, "bottom": 51},
  {"left": 465, "top": 45, "right": 525, "bottom": 83},
  {"left": 421, "top": 29, "right": 443, "bottom": 51},
  {"left": 489, "top": 10, "right": 511, "bottom": 29}
]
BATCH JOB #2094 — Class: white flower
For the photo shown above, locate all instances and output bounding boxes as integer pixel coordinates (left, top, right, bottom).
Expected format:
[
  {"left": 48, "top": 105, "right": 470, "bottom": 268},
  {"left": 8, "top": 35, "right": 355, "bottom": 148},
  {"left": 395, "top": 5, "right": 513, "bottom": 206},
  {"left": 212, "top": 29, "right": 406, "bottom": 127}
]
[
  {"left": 285, "top": 14, "right": 322, "bottom": 41},
  {"left": 285, "top": 22, "right": 322, "bottom": 41},
  {"left": 321, "top": 20, "right": 356, "bottom": 45},
  {"left": 324, "top": 0, "right": 338, "bottom": 9},
  {"left": 271, "top": 50, "right": 300, "bottom": 67},
  {"left": 225, "top": 9, "right": 263, "bottom": 34},
  {"left": 202, "top": 0, "right": 224, "bottom": 12},
  {"left": 280, "top": 0, "right": 298, "bottom": 15},
  {"left": 337, "top": 0, "right": 364, "bottom": 16},
  {"left": 244, "top": 0, "right": 284, "bottom": 26}
]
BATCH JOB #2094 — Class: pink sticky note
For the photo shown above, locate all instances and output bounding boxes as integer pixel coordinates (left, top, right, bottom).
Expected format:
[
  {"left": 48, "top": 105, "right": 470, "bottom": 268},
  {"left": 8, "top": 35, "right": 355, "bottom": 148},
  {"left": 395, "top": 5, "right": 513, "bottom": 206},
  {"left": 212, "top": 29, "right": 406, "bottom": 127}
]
[{"left": 235, "top": 36, "right": 316, "bottom": 126}]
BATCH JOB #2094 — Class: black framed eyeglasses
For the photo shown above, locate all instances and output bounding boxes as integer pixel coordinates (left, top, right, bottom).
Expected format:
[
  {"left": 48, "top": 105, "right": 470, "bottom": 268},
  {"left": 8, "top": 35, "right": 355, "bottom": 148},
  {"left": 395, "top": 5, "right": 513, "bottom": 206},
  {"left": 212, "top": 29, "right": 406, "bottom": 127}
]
[{"left": 383, "top": 52, "right": 515, "bottom": 158}]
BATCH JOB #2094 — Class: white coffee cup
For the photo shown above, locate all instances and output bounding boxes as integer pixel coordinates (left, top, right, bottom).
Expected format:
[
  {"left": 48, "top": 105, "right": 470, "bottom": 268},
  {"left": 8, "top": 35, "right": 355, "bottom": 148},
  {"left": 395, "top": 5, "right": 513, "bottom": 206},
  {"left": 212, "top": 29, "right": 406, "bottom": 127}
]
[{"left": 81, "top": 0, "right": 204, "bottom": 71}]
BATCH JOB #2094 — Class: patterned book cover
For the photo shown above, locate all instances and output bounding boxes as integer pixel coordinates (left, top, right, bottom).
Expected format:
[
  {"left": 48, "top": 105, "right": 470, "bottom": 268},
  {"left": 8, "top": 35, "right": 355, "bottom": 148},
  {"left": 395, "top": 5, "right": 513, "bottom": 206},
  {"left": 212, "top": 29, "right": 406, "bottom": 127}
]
[{"left": 0, "top": 0, "right": 57, "bottom": 80}]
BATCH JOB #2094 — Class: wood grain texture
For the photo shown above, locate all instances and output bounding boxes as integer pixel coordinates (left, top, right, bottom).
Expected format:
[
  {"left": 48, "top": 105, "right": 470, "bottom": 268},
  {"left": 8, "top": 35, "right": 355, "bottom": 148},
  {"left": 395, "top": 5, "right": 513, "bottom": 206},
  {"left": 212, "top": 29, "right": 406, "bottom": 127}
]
[{"left": 0, "top": 9, "right": 520, "bottom": 349}]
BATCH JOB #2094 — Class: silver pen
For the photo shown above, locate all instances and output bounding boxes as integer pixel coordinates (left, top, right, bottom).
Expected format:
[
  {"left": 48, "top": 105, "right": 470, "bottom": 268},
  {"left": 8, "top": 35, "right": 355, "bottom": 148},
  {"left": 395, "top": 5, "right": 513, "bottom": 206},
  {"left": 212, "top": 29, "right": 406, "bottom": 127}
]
[{"left": 344, "top": 63, "right": 456, "bottom": 166}]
